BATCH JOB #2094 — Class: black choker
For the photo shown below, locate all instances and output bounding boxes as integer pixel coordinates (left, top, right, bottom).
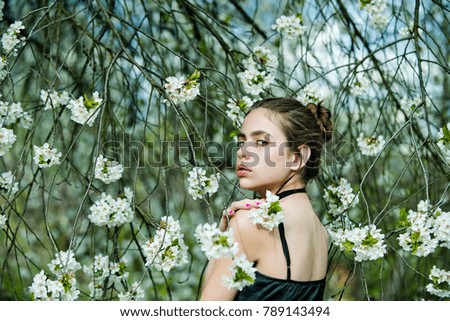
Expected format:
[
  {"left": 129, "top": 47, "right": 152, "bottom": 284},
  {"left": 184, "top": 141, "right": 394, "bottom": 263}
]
[{"left": 276, "top": 188, "right": 306, "bottom": 200}]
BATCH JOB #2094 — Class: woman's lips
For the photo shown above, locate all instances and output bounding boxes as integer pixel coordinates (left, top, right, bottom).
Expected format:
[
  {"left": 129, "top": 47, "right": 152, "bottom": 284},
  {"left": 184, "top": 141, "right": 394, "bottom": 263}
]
[{"left": 236, "top": 165, "right": 251, "bottom": 177}]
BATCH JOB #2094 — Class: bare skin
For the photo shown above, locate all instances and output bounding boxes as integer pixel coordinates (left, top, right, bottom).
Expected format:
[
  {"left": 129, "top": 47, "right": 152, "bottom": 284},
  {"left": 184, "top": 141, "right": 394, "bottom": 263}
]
[{"left": 200, "top": 108, "right": 329, "bottom": 300}]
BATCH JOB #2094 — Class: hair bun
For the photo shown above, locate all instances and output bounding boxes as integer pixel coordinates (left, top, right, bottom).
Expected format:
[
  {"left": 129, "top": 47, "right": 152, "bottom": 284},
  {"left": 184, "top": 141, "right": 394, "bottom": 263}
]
[{"left": 306, "top": 101, "right": 333, "bottom": 143}]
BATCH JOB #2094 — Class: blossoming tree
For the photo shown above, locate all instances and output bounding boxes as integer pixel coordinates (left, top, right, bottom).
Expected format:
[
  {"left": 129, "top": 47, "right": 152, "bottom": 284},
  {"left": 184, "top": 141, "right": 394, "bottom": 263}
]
[{"left": 0, "top": 0, "right": 449, "bottom": 300}]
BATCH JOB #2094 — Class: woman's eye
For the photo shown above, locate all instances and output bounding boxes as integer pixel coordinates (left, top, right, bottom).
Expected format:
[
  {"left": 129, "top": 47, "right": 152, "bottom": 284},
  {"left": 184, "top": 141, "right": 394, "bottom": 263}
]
[
  {"left": 256, "top": 140, "right": 268, "bottom": 147},
  {"left": 237, "top": 141, "right": 245, "bottom": 148}
]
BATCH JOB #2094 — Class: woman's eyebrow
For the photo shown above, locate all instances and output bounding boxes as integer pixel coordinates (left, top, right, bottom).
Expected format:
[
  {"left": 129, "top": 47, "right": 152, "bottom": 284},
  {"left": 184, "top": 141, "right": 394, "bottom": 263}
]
[{"left": 238, "top": 130, "right": 272, "bottom": 139}]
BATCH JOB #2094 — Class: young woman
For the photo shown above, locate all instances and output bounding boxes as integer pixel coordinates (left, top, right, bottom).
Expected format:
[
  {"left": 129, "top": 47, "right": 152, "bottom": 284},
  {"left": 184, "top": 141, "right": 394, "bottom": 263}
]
[{"left": 200, "top": 97, "right": 333, "bottom": 300}]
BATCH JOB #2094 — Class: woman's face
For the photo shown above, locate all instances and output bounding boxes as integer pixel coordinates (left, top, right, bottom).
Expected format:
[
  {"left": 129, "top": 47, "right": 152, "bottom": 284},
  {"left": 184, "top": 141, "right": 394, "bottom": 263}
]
[{"left": 236, "top": 108, "right": 300, "bottom": 197}]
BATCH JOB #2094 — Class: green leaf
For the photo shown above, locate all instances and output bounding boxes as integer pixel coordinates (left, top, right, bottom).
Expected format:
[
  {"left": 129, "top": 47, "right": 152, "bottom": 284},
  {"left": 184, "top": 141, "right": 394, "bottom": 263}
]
[
  {"left": 361, "top": 231, "right": 379, "bottom": 247},
  {"left": 234, "top": 266, "right": 254, "bottom": 283},
  {"left": 439, "top": 124, "right": 450, "bottom": 145},
  {"left": 189, "top": 69, "right": 201, "bottom": 81},
  {"left": 342, "top": 240, "right": 354, "bottom": 252},
  {"left": 397, "top": 208, "right": 411, "bottom": 228},
  {"left": 83, "top": 94, "right": 100, "bottom": 110},
  {"left": 268, "top": 201, "right": 282, "bottom": 216}
]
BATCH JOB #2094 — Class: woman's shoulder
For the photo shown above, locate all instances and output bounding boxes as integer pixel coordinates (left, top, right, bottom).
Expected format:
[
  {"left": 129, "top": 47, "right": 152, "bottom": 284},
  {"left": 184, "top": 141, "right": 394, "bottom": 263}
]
[{"left": 229, "top": 209, "right": 270, "bottom": 260}]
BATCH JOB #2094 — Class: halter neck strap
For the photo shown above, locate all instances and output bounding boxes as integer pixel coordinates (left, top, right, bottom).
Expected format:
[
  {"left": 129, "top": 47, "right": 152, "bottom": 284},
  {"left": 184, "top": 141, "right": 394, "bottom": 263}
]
[{"left": 276, "top": 188, "right": 306, "bottom": 200}]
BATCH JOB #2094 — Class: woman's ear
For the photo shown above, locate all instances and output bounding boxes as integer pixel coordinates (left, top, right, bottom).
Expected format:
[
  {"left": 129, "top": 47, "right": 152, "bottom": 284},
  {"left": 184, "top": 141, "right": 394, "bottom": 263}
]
[{"left": 291, "top": 145, "right": 311, "bottom": 171}]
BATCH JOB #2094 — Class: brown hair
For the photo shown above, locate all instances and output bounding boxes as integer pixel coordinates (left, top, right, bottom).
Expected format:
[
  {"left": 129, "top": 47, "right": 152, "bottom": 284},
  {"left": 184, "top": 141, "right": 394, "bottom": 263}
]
[{"left": 250, "top": 97, "right": 333, "bottom": 185}]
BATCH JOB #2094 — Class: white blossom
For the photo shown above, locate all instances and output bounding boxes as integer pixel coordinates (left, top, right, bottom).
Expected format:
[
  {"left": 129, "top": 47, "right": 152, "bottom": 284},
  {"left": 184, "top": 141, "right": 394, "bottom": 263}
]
[
  {"left": 29, "top": 251, "right": 81, "bottom": 301},
  {"left": 94, "top": 154, "right": 124, "bottom": 184},
  {"left": 369, "top": 13, "right": 389, "bottom": 31},
  {"left": 323, "top": 178, "right": 359, "bottom": 218},
  {"left": 399, "top": 21, "right": 422, "bottom": 37},
  {"left": 118, "top": 282, "right": 145, "bottom": 301},
  {"left": 359, "top": 0, "right": 389, "bottom": 32},
  {"left": 41, "top": 89, "right": 71, "bottom": 110},
  {"left": 436, "top": 123, "right": 450, "bottom": 164},
  {"left": 66, "top": 91, "right": 103, "bottom": 126},
  {"left": 88, "top": 187, "right": 134, "bottom": 227},
  {"left": 0, "top": 100, "right": 23, "bottom": 126},
  {"left": 237, "top": 68, "right": 275, "bottom": 96},
  {"left": 163, "top": 70, "right": 200, "bottom": 105},
  {"left": 33, "top": 143, "right": 62, "bottom": 168},
  {"left": 222, "top": 254, "right": 256, "bottom": 291},
  {"left": 329, "top": 224, "right": 387, "bottom": 262},
  {"left": 19, "top": 111, "right": 33, "bottom": 129},
  {"left": 356, "top": 133, "right": 386, "bottom": 156},
  {"left": 297, "top": 83, "right": 323, "bottom": 105},
  {"left": 350, "top": 77, "right": 371, "bottom": 97},
  {"left": 360, "top": 0, "right": 387, "bottom": 14},
  {"left": 187, "top": 167, "right": 220, "bottom": 200},
  {"left": 426, "top": 265, "right": 450, "bottom": 298},
  {"left": 195, "top": 222, "right": 239, "bottom": 259},
  {"left": 1, "top": 21, "right": 26, "bottom": 56},
  {"left": 0, "top": 171, "right": 18, "bottom": 196},
  {"left": 248, "top": 46, "right": 278, "bottom": 69},
  {"left": 226, "top": 96, "right": 254, "bottom": 127},
  {"left": 248, "top": 191, "right": 284, "bottom": 231},
  {"left": 397, "top": 200, "right": 440, "bottom": 257},
  {"left": 0, "top": 55, "right": 7, "bottom": 81},
  {"left": 47, "top": 250, "right": 82, "bottom": 277},
  {"left": 238, "top": 46, "right": 277, "bottom": 96},
  {"left": 433, "top": 210, "right": 450, "bottom": 248},
  {"left": 272, "top": 14, "right": 306, "bottom": 39},
  {"left": 0, "top": 126, "right": 16, "bottom": 156},
  {"left": 0, "top": 214, "right": 6, "bottom": 229},
  {"left": 142, "top": 216, "right": 188, "bottom": 272}
]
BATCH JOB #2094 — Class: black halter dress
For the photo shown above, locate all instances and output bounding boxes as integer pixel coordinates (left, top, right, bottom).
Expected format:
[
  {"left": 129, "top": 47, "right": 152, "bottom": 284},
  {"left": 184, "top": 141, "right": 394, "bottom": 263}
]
[{"left": 233, "top": 188, "right": 326, "bottom": 301}]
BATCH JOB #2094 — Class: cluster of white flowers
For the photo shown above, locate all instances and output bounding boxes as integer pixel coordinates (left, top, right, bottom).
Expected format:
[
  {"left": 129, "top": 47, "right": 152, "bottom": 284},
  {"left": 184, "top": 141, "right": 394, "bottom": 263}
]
[
  {"left": 66, "top": 91, "right": 102, "bottom": 127},
  {"left": 0, "top": 100, "right": 33, "bottom": 129},
  {"left": 163, "top": 70, "right": 201, "bottom": 105},
  {"left": 40, "top": 89, "right": 71, "bottom": 110},
  {"left": 329, "top": 224, "right": 387, "bottom": 262},
  {"left": 0, "top": 126, "right": 16, "bottom": 156},
  {"left": 350, "top": 77, "right": 371, "bottom": 97},
  {"left": 360, "top": 0, "right": 389, "bottom": 31},
  {"left": 142, "top": 215, "right": 189, "bottom": 272},
  {"left": 248, "top": 191, "right": 284, "bottom": 231},
  {"left": 400, "top": 96, "right": 422, "bottom": 113},
  {"left": 297, "top": 83, "right": 323, "bottom": 105},
  {"left": 399, "top": 21, "right": 422, "bottom": 38},
  {"left": 94, "top": 155, "right": 124, "bottom": 184},
  {"left": 226, "top": 96, "right": 254, "bottom": 127},
  {"left": 187, "top": 167, "right": 220, "bottom": 200},
  {"left": 83, "top": 254, "right": 131, "bottom": 299},
  {"left": 323, "top": 178, "right": 359, "bottom": 218},
  {"left": 271, "top": 14, "right": 306, "bottom": 39},
  {"left": 0, "top": 214, "right": 6, "bottom": 229},
  {"left": 88, "top": 187, "right": 134, "bottom": 228},
  {"left": 223, "top": 254, "right": 257, "bottom": 291},
  {"left": 433, "top": 208, "right": 450, "bottom": 249},
  {"left": 1, "top": 21, "right": 25, "bottom": 56},
  {"left": 436, "top": 123, "right": 450, "bottom": 164},
  {"left": 397, "top": 200, "right": 450, "bottom": 257},
  {"left": 33, "top": 143, "right": 62, "bottom": 168},
  {"left": 118, "top": 281, "right": 145, "bottom": 301},
  {"left": 238, "top": 46, "right": 277, "bottom": 96},
  {"left": 426, "top": 265, "right": 450, "bottom": 298},
  {"left": 29, "top": 250, "right": 81, "bottom": 301},
  {"left": 195, "top": 222, "right": 239, "bottom": 259},
  {"left": 356, "top": 133, "right": 386, "bottom": 156},
  {"left": 0, "top": 170, "right": 18, "bottom": 196},
  {"left": 0, "top": 56, "right": 7, "bottom": 81}
]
